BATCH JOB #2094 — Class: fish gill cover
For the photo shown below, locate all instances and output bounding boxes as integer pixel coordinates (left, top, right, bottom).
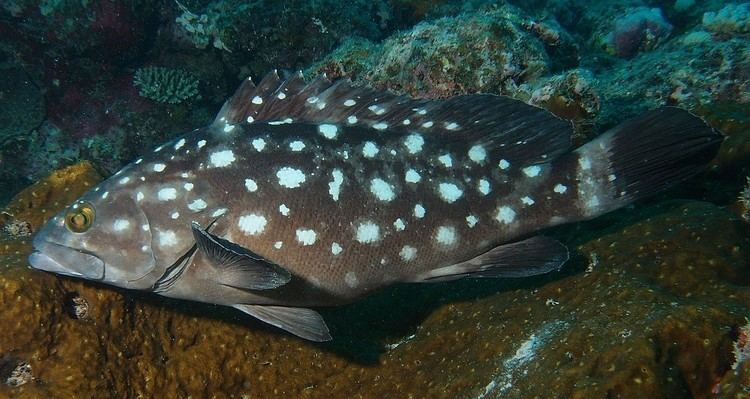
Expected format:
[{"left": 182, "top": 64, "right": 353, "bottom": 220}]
[{"left": 0, "top": 0, "right": 749, "bottom": 398}]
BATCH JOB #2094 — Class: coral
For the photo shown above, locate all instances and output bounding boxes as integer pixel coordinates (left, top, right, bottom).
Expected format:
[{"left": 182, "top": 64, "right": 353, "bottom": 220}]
[
  {"left": 133, "top": 66, "right": 200, "bottom": 104},
  {"left": 738, "top": 177, "right": 750, "bottom": 222},
  {"left": 732, "top": 318, "right": 750, "bottom": 370},
  {"left": 2, "top": 361, "right": 32, "bottom": 387},
  {"left": 702, "top": 3, "right": 750, "bottom": 35},
  {"left": 174, "top": 0, "right": 230, "bottom": 51},
  {"left": 604, "top": 7, "right": 674, "bottom": 58},
  {"left": 364, "top": 5, "right": 549, "bottom": 98},
  {"left": 1, "top": 218, "right": 32, "bottom": 239}
]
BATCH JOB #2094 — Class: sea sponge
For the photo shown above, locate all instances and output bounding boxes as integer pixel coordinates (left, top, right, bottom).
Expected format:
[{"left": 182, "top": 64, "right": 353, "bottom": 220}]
[
  {"left": 605, "top": 7, "right": 673, "bottom": 58},
  {"left": 133, "top": 67, "right": 199, "bottom": 104}
]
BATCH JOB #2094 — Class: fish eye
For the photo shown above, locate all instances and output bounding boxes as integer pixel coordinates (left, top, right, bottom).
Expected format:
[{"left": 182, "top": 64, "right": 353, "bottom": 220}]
[{"left": 65, "top": 203, "right": 95, "bottom": 233}]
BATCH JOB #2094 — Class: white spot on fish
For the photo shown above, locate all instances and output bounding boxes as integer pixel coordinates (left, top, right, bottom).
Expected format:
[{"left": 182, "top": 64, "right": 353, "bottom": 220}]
[
  {"left": 402, "top": 119, "right": 411, "bottom": 125},
  {"left": 373, "top": 122, "right": 388, "bottom": 130},
  {"left": 223, "top": 124, "right": 235, "bottom": 133},
  {"left": 347, "top": 115, "right": 358, "bottom": 124},
  {"left": 478, "top": 179, "right": 491, "bottom": 196},
  {"left": 394, "top": 218, "right": 406, "bottom": 231},
  {"left": 158, "top": 230, "right": 178, "bottom": 248},
  {"left": 355, "top": 221, "right": 381, "bottom": 244},
  {"left": 416, "top": 108, "right": 427, "bottom": 115},
  {"left": 370, "top": 178, "right": 395, "bottom": 202},
  {"left": 277, "top": 92, "right": 286, "bottom": 100},
  {"left": 438, "top": 154, "right": 453, "bottom": 168},
  {"left": 154, "top": 145, "right": 164, "bottom": 152},
  {"left": 331, "top": 242, "right": 343, "bottom": 255},
  {"left": 495, "top": 206, "right": 516, "bottom": 224},
  {"left": 405, "top": 169, "right": 421, "bottom": 183},
  {"left": 435, "top": 226, "right": 457, "bottom": 246},
  {"left": 319, "top": 124, "right": 338, "bottom": 139},
  {"left": 344, "top": 99, "right": 356, "bottom": 106},
  {"left": 136, "top": 192, "right": 144, "bottom": 202},
  {"left": 102, "top": 191, "right": 109, "bottom": 199},
  {"left": 399, "top": 245, "right": 417, "bottom": 261},
  {"left": 238, "top": 213, "right": 267, "bottom": 236},
  {"left": 245, "top": 178, "right": 258, "bottom": 192},
  {"left": 438, "top": 182, "right": 463, "bottom": 203},
  {"left": 553, "top": 184, "right": 568, "bottom": 194},
  {"left": 414, "top": 204, "right": 426, "bottom": 218},
  {"left": 197, "top": 140, "right": 206, "bottom": 150},
  {"left": 119, "top": 177, "right": 130, "bottom": 185},
  {"left": 134, "top": 158, "right": 143, "bottom": 164},
  {"left": 289, "top": 140, "right": 305, "bottom": 151},
  {"left": 586, "top": 195, "right": 600, "bottom": 209},
  {"left": 329, "top": 169, "right": 344, "bottom": 201},
  {"left": 523, "top": 165, "right": 542, "bottom": 177},
  {"left": 445, "top": 122, "right": 460, "bottom": 130},
  {"left": 211, "top": 208, "right": 228, "bottom": 217},
  {"left": 345, "top": 271, "right": 358, "bottom": 288},
  {"left": 276, "top": 167, "right": 306, "bottom": 188},
  {"left": 368, "top": 104, "right": 386, "bottom": 115},
  {"left": 499, "top": 159, "right": 510, "bottom": 170},
  {"left": 404, "top": 134, "right": 424, "bottom": 154},
  {"left": 113, "top": 219, "right": 130, "bottom": 232},
  {"left": 468, "top": 145, "right": 487, "bottom": 163},
  {"left": 307, "top": 96, "right": 319, "bottom": 104},
  {"left": 157, "top": 188, "right": 177, "bottom": 201},
  {"left": 252, "top": 95, "right": 263, "bottom": 104},
  {"left": 579, "top": 156, "right": 592, "bottom": 170},
  {"left": 279, "top": 204, "right": 290, "bottom": 216},
  {"left": 362, "top": 142, "right": 379, "bottom": 158},
  {"left": 521, "top": 196, "right": 535, "bottom": 206},
  {"left": 210, "top": 150, "right": 235, "bottom": 168},
  {"left": 153, "top": 163, "right": 166, "bottom": 172},
  {"left": 184, "top": 182, "right": 194, "bottom": 191},
  {"left": 274, "top": 241, "right": 283, "bottom": 249},
  {"left": 170, "top": 212, "right": 179, "bottom": 220},
  {"left": 251, "top": 138, "right": 266, "bottom": 152},
  {"left": 174, "top": 138, "right": 186, "bottom": 150},
  {"left": 422, "top": 121, "right": 434, "bottom": 128},
  {"left": 466, "top": 215, "right": 479, "bottom": 228},
  {"left": 295, "top": 228, "right": 317, "bottom": 246},
  {"left": 188, "top": 199, "right": 208, "bottom": 212},
  {"left": 247, "top": 116, "right": 255, "bottom": 123}
]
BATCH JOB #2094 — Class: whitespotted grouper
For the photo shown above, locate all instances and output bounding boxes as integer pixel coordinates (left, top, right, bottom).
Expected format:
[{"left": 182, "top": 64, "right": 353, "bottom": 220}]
[{"left": 29, "top": 71, "right": 721, "bottom": 341}]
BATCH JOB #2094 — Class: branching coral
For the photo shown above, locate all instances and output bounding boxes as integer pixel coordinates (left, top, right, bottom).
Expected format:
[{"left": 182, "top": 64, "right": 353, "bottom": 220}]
[{"left": 133, "top": 66, "right": 199, "bottom": 104}]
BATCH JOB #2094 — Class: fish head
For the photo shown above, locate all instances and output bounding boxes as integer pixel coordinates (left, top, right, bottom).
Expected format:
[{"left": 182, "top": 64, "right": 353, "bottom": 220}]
[{"left": 29, "top": 181, "right": 158, "bottom": 289}]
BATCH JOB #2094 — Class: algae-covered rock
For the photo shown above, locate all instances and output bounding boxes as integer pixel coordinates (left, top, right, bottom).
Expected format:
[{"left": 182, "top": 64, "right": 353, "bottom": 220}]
[{"left": 0, "top": 165, "right": 749, "bottom": 398}]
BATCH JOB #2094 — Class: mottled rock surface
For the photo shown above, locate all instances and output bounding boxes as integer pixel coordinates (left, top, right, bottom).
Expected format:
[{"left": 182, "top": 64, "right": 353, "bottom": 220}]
[{"left": 0, "top": 162, "right": 748, "bottom": 398}]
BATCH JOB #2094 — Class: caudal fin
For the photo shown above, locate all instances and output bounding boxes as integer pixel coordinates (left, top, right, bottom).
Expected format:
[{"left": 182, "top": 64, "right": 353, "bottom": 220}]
[{"left": 572, "top": 107, "right": 722, "bottom": 218}]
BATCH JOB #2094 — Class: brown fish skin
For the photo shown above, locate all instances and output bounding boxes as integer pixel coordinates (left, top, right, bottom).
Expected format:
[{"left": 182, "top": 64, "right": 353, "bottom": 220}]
[{"left": 28, "top": 71, "right": 722, "bottom": 341}]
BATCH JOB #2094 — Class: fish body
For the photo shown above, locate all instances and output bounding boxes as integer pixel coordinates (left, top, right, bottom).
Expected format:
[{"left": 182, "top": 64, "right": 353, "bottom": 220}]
[{"left": 29, "top": 71, "right": 722, "bottom": 341}]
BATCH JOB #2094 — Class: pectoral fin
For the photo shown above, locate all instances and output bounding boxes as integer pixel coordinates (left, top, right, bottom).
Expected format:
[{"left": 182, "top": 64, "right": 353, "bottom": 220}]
[
  {"left": 234, "top": 304, "right": 332, "bottom": 342},
  {"left": 412, "top": 236, "right": 569, "bottom": 282},
  {"left": 191, "top": 222, "right": 291, "bottom": 290}
]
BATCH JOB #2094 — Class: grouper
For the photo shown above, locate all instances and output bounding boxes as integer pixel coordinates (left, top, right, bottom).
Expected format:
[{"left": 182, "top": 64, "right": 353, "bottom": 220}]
[{"left": 28, "top": 71, "right": 722, "bottom": 341}]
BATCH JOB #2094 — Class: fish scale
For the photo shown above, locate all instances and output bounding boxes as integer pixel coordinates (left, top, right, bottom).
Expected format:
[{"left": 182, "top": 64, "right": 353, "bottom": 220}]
[{"left": 29, "top": 70, "right": 722, "bottom": 341}]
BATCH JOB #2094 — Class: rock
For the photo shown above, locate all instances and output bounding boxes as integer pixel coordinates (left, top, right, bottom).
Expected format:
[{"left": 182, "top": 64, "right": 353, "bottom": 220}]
[{"left": 0, "top": 162, "right": 748, "bottom": 397}]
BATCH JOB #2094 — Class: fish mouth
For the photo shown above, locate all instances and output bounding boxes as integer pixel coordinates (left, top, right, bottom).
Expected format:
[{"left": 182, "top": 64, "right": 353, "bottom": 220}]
[{"left": 28, "top": 240, "right": 105, "bottom": 281}]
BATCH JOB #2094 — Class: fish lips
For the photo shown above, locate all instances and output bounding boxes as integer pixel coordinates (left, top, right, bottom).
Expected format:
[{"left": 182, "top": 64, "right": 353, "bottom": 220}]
[{"left": 29, "top": 241, "right": 105, "bottom": 281}]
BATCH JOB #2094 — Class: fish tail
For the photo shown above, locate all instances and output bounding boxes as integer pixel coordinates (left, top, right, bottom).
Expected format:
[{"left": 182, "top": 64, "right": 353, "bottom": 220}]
[{"left": 568, "top": 107, "right": 722, "bottom": 219}]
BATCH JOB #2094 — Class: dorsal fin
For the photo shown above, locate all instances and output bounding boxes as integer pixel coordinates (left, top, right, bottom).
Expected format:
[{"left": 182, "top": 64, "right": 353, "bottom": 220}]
[{"left": 214, "top": 70, "right": 574, "bottom": 166}]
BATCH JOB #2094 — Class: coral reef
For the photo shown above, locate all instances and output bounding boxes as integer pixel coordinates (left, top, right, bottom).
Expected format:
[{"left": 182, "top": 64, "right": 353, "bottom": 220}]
[
  {"left": 133, "top": 66, "right": 200, "bottom": 104},
  {"left": 702, "top": 2, "right": 750, "bottom": 35}
]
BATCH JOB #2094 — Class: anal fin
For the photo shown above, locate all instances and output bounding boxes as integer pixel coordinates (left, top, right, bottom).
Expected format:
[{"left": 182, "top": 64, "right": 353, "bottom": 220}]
[
  {"left": 191, "top": 222, "right": 291, "bottom": 290},
  {"left": 412, "top": 236, "right": 569, "bottom": 282},
  {"left": 234, "top": 304, "right": 332, "bottom": 342}
]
